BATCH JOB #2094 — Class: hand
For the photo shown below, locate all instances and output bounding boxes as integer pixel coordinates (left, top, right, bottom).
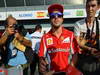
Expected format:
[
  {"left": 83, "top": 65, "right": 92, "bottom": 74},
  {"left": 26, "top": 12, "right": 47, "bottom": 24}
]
[
  {"left": 89, "top": 48, "right": 100, "bottom": 58},
  {"left": 90, "top": 48, "right": 97, "bottom": 54},
  {"left": 14, "top": 32, "right": 22, "bottom": 40},
  {"left": 92, "top": 51, "right": 100, "bottom": 58},
  {"left": 39, "top": 57, "right": 48, "bottom": 73},
  {"left": 44, "top": 71, "right": 55, "bottom": 75},
  {"left": 6, "top": 27, "right": 15, "bottom": 35}
]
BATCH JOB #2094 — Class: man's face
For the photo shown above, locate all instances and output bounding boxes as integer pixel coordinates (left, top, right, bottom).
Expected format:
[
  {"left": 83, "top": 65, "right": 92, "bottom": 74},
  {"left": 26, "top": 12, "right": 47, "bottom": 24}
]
[
  {"left": 50, "top": 11, "right": 63, "bottom": 28},
  {"left": 7, "top": 18, "right": 17, "bottom": 34},
  {"left": 86, "top": 0, "right": 98, "bottom": 18}
]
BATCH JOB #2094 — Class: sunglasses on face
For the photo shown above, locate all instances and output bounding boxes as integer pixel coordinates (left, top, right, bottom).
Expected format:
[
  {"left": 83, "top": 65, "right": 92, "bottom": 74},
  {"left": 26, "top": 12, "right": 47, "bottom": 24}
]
[{"left": 49, "top": 12, "right": 63, "bottom": 18}]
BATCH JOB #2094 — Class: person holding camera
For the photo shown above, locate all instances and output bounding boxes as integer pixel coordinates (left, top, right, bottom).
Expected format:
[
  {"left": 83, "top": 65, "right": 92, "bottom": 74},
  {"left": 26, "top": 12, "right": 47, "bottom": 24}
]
[
  {"left": 74, "top": 0, "right": 100, "bottom": 75},
  {"left": 0, "top": 15, "right": 32, "bottom": 75}
]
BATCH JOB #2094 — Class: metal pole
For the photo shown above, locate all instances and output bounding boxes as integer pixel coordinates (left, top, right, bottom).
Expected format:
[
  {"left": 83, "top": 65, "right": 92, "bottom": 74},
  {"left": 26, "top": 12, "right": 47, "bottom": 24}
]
[
  {"left": 23, "top": 0, "right": 26, "bottom": 6},
  {"left": 44, "top": 0, "right": 46, "bottom": 5},
  {"left": 4, "top": 0, "right": 7, "bottom": 7},
  {"left": 4, "top": 0, "right": 8, "bottom": 19}
]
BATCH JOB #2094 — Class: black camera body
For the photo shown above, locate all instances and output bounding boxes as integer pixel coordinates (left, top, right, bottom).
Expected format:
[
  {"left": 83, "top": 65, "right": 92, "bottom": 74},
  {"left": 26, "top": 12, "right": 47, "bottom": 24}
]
[{"left": 14, "top": 24, "right": 27, "bottom": 36}]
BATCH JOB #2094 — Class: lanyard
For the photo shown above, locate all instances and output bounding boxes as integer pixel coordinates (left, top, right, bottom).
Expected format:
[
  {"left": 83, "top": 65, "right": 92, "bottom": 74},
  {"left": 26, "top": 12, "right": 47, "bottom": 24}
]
[{"left": 85, "top": 19, "right": 95, "bottom": 40}]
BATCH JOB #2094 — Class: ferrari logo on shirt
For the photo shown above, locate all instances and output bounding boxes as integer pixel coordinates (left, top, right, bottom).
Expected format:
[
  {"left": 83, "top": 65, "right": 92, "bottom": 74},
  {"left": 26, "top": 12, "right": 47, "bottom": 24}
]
[
  {"left": 47, "top": 38, "right": 53, "bottom": 45},
  {"left": 60, "top": 36, "right": 64, "bottom": 41},
  {"left": 62, "top": 37, "right": 70, "bottom": 43}
]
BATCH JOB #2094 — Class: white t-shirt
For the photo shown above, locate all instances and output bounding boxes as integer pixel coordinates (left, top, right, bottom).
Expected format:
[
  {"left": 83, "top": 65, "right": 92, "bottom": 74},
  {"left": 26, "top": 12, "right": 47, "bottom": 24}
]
[
  {"left": 30, "top": 31, "right": 43, "bottom": 54},
  {"left": 74, "top": 18, "right": 100, "bottom": 49},
  {"left": 74, "top": 19, "right": 100, "bottom": 37}
]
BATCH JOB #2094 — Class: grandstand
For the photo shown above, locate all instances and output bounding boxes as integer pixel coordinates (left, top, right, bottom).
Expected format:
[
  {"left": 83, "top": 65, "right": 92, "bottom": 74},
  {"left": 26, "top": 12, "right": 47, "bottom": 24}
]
[{"left": 0, "top": 0, "right": 86, "bottom": 33}]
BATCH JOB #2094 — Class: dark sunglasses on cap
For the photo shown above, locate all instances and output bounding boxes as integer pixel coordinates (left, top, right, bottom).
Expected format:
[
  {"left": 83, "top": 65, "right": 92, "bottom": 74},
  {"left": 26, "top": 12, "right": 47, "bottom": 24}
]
[{"left": 49, "top": 12, "right": 63, "bottom": 18}]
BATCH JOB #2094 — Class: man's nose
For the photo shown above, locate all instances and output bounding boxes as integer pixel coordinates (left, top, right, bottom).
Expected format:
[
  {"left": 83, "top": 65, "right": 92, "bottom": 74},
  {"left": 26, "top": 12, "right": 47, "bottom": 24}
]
[
  {"left": 89, "top": 6, "right": 93, "bottom": 11},
  {"left": 54, "top": 15, "right": 59, "bottom": 18}
]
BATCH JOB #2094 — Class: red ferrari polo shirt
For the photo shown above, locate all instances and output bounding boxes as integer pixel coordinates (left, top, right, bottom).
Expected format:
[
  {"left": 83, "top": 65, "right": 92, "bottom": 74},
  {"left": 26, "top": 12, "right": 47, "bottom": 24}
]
[{"left": 38, "top": 27, "right": 79, "bottom": 72}]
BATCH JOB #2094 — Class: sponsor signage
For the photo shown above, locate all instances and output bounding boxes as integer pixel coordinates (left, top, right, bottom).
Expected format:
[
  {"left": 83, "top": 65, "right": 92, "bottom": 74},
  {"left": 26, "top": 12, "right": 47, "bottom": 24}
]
[
  {"left": 64, "top": 9, "right": 86, "bottom": 18},
  {"left": 76, "top": 9, "right": 86, "bottom": 17},
  {"left": 7, "top": 11, "right": 35, "bottom": 20},
  {"left": 0, "top": 9, "right": 92, "bottom": 20},
  {"left": 0, "top": 12, "right": 6, "bottom": 20},
  {"left": 35, "top": 10, "right": 48, "bottom": 19},
  {"left": 76, "top": 10, "right": 84, "bottom": 16},
  {"left": 19, "top": 13, "right": 33, "bottom": 17},
  {"left": 64, "top": 10, "right": 73, "bottom": 18},
  {"left": 36, "top": 12, "right": 45, "bottom": 18}
]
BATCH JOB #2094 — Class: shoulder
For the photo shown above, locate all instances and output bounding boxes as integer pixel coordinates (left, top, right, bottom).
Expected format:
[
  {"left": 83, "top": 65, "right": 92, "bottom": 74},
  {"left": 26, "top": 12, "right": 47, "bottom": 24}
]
[
  {"left": 63, "top": 28, "right": 74, "bottom": 36},
  {"left": 75, "top": 19, "right": 85, "bottom": 26},
  {"left": 64, "top": 28, "right": 73, "bottom": 33},
  {"left": 42, "top": 32, "right": 50, "bottom": 38},
  {"left": 97, "top": 19, "right": 100, "bottom": 30},
  {"left": 30, "top": 32, "right": 37, "bottom": 36}
]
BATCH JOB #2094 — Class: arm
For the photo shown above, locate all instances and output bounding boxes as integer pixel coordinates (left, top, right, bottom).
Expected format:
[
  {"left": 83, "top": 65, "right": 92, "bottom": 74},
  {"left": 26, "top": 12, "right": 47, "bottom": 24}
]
[
  {"left": 38, "top": 36, "right": 51, "bottom": 73},
  {"left": 74, "top": 22, "right": 98, "bottom": 57},
  {"left": 71, "top": 53, "right": 78, "bottom": 66},
  {"left": 75, "top": 36, "right": 92, "bottom": 51},
  {"left": 15, "top": 32, "right": 32, "bottom": 47},
  {"left": 74, "top": 23, "right": 95, "bottom": 52},
  {"left": 70, "top": 34, "right": 80, "bottom": 66},
  {"left": 0, "top": 27, "right": 14, "bottom": 45},
  {"left": 0, "top": 32, "right": 9, "bottom": 45},
  {"left": 38, "top": 37, "right": 47, "bottom": 73}
]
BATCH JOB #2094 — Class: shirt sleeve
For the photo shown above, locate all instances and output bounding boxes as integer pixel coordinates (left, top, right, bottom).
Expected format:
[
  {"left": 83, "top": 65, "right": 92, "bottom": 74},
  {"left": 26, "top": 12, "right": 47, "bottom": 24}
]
[
  {"left": 98, "top": 20, "right": 100, "bottom": 35},
  {"left": 70, "top": 33, "right": 80, "bottom": 54},
  {"left": 72, "top": 36, "right": 80, "bottom": 53},
  {"left": 38, "top": 36, "right": 47, "bottom": 57},
  {"left": 74, "top": 22, "right": 80, "bottom": 37},
  {"left": 25, "top": 32, "right": 31, "bottom": 40}
]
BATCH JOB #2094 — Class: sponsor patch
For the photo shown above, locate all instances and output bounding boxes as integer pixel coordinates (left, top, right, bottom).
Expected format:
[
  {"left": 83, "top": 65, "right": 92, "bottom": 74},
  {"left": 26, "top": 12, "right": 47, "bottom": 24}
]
[
  {"left": 63, "top": 37, "right": 70, "bottom": 43},
  {"left": 47, "top": 38, "right": 53, "bottom": 45}
]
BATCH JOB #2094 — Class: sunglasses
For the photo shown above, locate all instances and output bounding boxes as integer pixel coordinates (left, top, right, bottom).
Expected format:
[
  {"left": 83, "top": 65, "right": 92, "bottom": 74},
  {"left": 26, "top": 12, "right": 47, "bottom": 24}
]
[{"left": 49, "top": 12, "right": 63, "bottom": 18}]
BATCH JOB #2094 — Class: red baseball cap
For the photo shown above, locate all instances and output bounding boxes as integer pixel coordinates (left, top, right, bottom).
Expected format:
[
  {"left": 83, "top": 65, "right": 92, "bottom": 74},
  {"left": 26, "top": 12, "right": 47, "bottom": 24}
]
[{"left": 48, "top": 4, "right": 64, "bottom": 14}]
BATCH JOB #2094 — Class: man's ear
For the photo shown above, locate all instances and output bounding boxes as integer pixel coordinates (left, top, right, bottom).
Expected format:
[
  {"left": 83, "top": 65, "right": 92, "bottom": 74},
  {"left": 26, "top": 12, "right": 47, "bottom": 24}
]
[{"left": 98, "top": 5, "right": 100, "bottom": 10}]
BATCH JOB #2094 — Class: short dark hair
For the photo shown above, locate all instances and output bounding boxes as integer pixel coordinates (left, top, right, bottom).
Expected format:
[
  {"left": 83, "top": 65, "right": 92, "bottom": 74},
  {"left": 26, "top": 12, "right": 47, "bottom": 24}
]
[
  {"left": 86, "top": 0, "right": 100, "bottom": 5},
  {"left": 34, "top": 24, "right": 42, "bottom": 32}
]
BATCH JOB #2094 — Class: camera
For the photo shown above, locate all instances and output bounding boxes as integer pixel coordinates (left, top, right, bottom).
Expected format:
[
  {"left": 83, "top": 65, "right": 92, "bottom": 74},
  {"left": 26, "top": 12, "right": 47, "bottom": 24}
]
[{"left": 13, "top": 24, "right": 27, "bottom": 36}]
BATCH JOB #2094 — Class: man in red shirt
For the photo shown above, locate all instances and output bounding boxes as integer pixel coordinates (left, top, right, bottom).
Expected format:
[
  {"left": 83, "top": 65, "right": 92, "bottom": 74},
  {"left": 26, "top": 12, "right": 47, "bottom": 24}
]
[{"left": 38, "top": 4, "right": 80, "bottom": 75}]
